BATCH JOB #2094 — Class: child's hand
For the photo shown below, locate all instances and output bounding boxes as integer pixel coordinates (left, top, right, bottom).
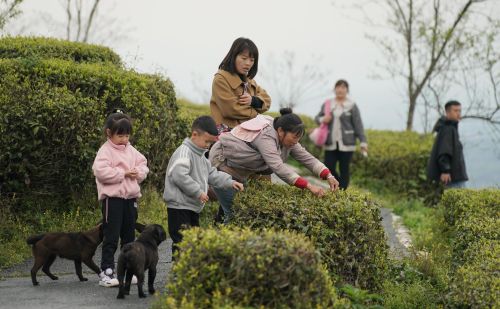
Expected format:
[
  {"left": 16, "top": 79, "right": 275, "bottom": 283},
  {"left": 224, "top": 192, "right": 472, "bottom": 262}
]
[
  {"left": 125, "top": 169, "right": 138, "bottom": 179},
  {"left": 232, "top": 181, "right": 244, "bottom": 191},
  {"left": 199, "top": 192, "right": 209, "bottom": 203}
]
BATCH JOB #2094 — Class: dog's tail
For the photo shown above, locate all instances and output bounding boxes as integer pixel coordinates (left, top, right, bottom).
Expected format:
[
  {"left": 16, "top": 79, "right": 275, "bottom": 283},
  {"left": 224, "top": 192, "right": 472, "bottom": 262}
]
[{"left": 26, "top": 234, "right": 45, "bottom": 245}]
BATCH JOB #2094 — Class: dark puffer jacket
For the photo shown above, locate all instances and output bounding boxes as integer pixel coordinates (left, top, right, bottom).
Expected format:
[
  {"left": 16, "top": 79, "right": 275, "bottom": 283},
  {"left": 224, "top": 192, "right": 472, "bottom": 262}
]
[{"left": 427, "top": 117, "right": 468, "bottom": 182}]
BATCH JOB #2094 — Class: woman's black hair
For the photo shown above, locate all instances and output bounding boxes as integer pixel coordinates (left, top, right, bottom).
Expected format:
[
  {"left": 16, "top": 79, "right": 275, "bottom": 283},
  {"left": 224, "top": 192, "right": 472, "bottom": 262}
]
[
  {"left": 219, "top": 37, "right": 259, "bottom": 79},
  {"left": 273, "top": 108, "right": 305, "bottom": 137},
  {"left": 334, "top": 79, "right": 349, "bottom": 91},
  {"left": 104, "top": 108, "right": 132, "bottom": 136}
]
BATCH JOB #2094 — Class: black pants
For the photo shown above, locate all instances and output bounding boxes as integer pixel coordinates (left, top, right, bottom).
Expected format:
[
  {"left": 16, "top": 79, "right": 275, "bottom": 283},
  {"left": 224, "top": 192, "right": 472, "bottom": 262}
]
[
  {"left": 100, "top": 197, "right": 137, "bottom": 271},
  {"left": 324, "top": 148, "right": 354, "bottom": 189},
  {"left": 167, "top": 208, "right": 200, "bottom": 258}
]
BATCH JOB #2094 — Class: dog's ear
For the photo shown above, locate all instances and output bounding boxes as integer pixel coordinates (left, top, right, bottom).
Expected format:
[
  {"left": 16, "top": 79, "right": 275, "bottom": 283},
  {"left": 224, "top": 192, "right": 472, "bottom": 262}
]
[
  {"left": 135, "top": 222, "right": 146, "bottom": 232},
  {"left": 155, "top": 225, "right": 167, "bottom": 243}
]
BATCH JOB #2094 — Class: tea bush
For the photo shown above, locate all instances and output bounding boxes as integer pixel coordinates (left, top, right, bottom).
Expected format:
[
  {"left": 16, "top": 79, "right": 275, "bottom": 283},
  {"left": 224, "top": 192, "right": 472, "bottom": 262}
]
[
  {"left": 448, "top": 238, "right": 500, "bottom": 308},
  {"left": 161, "top": 227, "right": 344, "bottom": 309},
  {"left": 440, "top": 189, "right": 500, "bottom": 308},
  {"left": 0, "top": 38, "right": 189, "bottom": 212},
  {"left": 349, "top": 130, "right": 434, "bottom": 197},
  {"left": 441, "top": 188, "right": 499, "bottom": 227},
  {"left": 231, "top": 180, "right": 388, "bottom": 290},
  {"left": 0, "top": 36, "right": 121, "bottom": 65}
]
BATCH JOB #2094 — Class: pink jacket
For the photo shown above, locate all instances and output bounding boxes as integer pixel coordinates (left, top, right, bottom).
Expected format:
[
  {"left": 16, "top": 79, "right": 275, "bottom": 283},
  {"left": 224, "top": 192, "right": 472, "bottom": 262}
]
[{"left": 92, "top": 140, "right": 149, "bottom": 200}]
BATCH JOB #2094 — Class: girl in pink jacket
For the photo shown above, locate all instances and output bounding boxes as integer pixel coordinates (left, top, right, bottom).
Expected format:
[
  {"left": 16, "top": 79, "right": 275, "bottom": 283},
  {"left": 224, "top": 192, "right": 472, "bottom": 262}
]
[{"left": 92, "top": 110, "right": 149, "bottom": 287}]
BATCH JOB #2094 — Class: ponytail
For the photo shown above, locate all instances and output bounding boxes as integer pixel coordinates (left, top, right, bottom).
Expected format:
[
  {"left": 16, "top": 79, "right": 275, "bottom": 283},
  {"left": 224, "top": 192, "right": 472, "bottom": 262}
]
[
  {"left": 104, "top": 108, "right": 132, "bottom": 136},
  {"left": 273, "top": 108, "right": 304, "bottom": 136}
]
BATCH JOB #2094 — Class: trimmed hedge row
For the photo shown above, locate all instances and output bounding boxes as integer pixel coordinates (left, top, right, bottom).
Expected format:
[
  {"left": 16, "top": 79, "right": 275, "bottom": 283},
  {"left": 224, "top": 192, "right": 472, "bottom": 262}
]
[
  {"left": 442, "top": 188, "right": 499, "bottom": 226},
  {"left": 0, "top": 36, "right": 121, "bottom": 65},
  {"left": 349, "top": 130, "right": 434, "bottom": 196},
  {"left": 0, "top": 47, "right": 189, "bottom": 211},
  {"left": 161, "top": 227, "right": 344, "bottom": 308},
  {"left": 440, "top": 189, "right": 500, "bottom": 308},
  {"left": 231, "top": 180, "right": 388, "bottom": 290}
]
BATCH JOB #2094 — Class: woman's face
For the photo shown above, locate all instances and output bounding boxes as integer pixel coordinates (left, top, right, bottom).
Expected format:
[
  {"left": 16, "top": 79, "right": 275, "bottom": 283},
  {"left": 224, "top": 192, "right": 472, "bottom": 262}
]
[
  {"left": 334, "top": 84, "right": 348, "bottom": 99},
  {"left": 278, "top": 128, "right": 301, "bottom": 148},
  {"left": 235, "top": 50, "right": 255, "bottom": 76}
]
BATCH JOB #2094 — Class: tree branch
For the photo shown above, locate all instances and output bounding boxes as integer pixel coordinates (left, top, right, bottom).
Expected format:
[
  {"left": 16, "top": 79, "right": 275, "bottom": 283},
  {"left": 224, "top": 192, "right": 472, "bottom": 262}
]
[
  {"left": 65, "top": 0, "right": 71, "bottom": 40},
  {"left": 83, "top": 0, "right": 100, "bottom": 43}
]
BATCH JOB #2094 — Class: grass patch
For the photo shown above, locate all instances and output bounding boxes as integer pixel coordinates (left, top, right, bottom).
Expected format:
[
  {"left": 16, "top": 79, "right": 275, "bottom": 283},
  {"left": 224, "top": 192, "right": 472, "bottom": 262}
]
[
  {"left": 352, "top": 176, "right": 452, "bottom": 308},
  {"left": 0, "top": 186, "right": 167, "bottom": 272}
]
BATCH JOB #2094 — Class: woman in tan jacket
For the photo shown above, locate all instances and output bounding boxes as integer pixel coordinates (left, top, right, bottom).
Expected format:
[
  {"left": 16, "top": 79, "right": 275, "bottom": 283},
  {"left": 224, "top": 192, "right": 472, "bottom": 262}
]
[{"left": 210, "top": 37, "right": 271, "bottom": 131}]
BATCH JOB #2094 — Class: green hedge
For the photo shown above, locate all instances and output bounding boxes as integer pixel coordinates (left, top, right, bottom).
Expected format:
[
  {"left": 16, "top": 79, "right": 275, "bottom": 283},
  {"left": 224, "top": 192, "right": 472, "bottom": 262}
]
[
  {"left": 442, "top": 188, "right": 499, "bottom": 227},
  {"left": 449, "top": 238, "right": 500, "bottom": 307},
  {"left": 440, "top": 189, "right": 500, "bottom": 308},
  {"left": 0, "top": 36, "right": 121, "bottom": 65},
  {"left": 349, "top": 130, "right": 434, "bottom": 197},
  {"left": 231, "top": 181, "right": 388, "bottom": 291},
  {"left": 160, "top": 227, "right": 344, "bottom": 308},
  {"left": 0, "top": 43, "right": 189, "bottom": 211}
]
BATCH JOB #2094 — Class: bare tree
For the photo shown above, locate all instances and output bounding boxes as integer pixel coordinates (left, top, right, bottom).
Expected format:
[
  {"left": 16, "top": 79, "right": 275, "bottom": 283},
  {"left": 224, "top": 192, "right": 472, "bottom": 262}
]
[
  {"left": 4, "top": 0, "right": 131, "bottom": 45},
  {"left": 260, "top": 51, "right": 331, "bottom": 109},
  {"left": 337, "top": 0, "right": 497, "bottom": 131},
  {"left": 0, "top": 0, "right": 23, "bottom": 31},
  {"left": 456, "top": 17, "right": 500, "bottom": 125},
  {"left": 63, "top": 0, "right": 100, "bottom": 42}
]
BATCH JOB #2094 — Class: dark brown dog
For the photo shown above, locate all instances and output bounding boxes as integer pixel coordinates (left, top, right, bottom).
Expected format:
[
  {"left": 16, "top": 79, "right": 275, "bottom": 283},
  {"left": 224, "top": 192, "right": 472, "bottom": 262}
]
[
  {"left": 116, "top": 223, "right": 167, "bottom": 299},
  {"left": 26, "top": 224, "right": 103, "bottom": 286}
]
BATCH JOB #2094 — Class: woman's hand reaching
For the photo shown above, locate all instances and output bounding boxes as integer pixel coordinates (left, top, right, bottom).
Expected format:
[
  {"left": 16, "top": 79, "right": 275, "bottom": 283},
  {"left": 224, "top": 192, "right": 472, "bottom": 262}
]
[
  {"left": 307, "top": 183, "right": 325, "bottom": 197},
  {"left": 327, "top": 175, "right": 340, "bottom": 191}
]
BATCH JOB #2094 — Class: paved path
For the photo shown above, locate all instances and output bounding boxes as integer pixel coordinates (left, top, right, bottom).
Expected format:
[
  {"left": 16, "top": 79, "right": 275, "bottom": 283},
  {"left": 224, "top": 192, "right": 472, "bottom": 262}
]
[{"left": 0, "top": 240, "right": 173, "bottom": 309}]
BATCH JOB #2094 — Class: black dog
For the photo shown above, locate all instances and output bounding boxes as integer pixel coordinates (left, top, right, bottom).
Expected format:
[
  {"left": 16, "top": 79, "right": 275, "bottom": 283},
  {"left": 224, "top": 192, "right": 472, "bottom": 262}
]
[
  {"left": 116, "top": 223, "right": 167, "bottom": 299},
  {"left": 26, "top": 223, "right": 103, "bottom": 286}
]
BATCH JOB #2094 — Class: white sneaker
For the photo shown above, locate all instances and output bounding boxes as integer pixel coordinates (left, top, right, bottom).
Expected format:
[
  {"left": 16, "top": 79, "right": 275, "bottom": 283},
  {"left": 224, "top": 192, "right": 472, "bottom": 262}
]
[{"left": 98, "top": 268, "right": 119, "bottom": 287}]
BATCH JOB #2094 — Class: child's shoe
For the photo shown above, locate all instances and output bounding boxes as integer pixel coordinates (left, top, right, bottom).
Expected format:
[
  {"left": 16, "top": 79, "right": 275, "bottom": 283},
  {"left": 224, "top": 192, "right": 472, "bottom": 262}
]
[{"left": 98, "top": 268, "right": 119, "bottom": 287}]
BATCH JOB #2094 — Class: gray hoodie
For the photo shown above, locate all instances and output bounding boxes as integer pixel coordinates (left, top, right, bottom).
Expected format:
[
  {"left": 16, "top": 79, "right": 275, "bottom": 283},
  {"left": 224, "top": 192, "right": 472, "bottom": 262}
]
[{"left": 163, "top": 138, "right": 233, "bottom": 213}]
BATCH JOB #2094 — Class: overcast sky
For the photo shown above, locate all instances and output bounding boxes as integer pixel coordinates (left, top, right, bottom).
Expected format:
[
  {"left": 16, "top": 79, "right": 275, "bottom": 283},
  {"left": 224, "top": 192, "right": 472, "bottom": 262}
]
[{"left": 5, "top": 0, "right": 500, "bottom": 133}]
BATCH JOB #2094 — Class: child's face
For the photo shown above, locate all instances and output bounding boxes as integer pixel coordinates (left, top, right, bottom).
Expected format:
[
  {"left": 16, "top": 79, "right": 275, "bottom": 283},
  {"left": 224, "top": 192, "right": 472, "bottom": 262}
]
[
  {"left": 235, "top": 50, "right": 254, "bottom": 76},
  {"left": 107, "top": 129, "right": 130, "bottom": 145},
  {"left": 191, "top": 131, "right": 217, "bottom": 149}
]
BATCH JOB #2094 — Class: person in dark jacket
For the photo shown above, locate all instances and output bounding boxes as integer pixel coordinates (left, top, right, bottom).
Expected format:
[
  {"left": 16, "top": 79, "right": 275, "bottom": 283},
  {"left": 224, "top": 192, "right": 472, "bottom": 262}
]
[{"left": 427, "top": 100, "right": 468, "bottom": 188}]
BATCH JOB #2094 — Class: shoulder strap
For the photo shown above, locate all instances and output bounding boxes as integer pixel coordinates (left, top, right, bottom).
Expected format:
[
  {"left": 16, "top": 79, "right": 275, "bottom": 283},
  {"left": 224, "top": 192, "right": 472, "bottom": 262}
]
[{"left": 324, "top": 99, "right": 331, "bottom": 113}]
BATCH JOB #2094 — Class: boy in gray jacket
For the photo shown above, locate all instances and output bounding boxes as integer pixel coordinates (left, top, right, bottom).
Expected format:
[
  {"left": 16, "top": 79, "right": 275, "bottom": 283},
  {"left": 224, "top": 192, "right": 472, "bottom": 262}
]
[{"left": 163, "top": 116, "right": 244, "bottom": 258}]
